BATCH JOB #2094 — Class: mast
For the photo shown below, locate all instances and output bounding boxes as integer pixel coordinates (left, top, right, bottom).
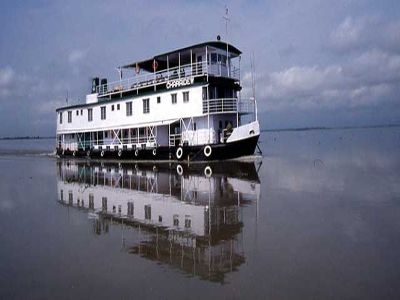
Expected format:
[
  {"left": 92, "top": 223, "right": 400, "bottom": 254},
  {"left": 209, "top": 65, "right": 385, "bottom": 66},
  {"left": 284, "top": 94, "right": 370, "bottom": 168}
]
[
  {"left": 250, "top": 53, "right": 258, "bottom": 122},
  {"left": 223, "top": 6, "right": 230, "bottom": 77}
]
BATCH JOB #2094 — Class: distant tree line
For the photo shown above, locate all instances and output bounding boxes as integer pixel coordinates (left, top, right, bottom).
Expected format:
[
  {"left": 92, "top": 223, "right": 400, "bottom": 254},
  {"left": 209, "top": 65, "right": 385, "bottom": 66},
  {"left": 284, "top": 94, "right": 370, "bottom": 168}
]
[{"left": 0, "top": 136, "right": 55, "bottom": 140}]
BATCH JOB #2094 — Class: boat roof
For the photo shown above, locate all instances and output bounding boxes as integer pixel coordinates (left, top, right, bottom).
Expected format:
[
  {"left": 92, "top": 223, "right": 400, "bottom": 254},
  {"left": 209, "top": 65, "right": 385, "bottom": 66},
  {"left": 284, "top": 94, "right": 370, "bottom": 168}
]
[{"left": 120, "top": 40, "right": 242, "bottom": 72}]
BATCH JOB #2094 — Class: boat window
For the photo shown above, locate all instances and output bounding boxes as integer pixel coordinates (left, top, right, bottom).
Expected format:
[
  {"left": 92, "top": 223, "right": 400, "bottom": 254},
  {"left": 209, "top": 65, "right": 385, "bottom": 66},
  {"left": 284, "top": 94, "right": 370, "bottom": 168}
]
[
  {"left": 68, "top": 111, "right": 72, "bottom": 123},
  {"left": 89, "top": 194, "right": 94, "bottom": 209},
  {"left": 117, "top": 104, "right": 120, "bottom": 110},
  {"left": 171, "top": 93, "right": 177, "bottom": 104},
  {"left": 68, "top": 191, "right": 73, "bottom": 205},
  {"left": 100, "top": 106, "right": 106, "bottom": 120},
  {"left": 144, "top": 205, "right": 151, "bottom": 220},
  {"left": 211, "top": 53, "right": 217, "bottom": 64},
  {"left": 80, "top": 109, "right": 83, "bottom": 115},
  {"left": 158, "top": 215, "right": 162, "bottom": 222},
  {"left": 173, "top": 215, "right": 179, "bottom": 226},
  {"left": 202, "top": 87, "right": 207, "bottom": 100},
  {"left": 111, "top": 105, "right": 114, "bottom": 111},
  {"left": 102, "top": 197, "right": 107, "bottom": 212},
  {"left": 127, "top": 202, "right": 134, "bottom": 216},
  {"left": 88, "top": 108, "right": 93, "bottom": 122},
  {"left": 183, "top": 91, "right": 189, "bottom": 103},
  {"left": 157, "top": 96, "right": 161, "bottom": 104},
  {"left": 126, "top": 102, "right": 132, "bottom": 116},
  {"left": 221, "top": 55, "right": 227, "bottom": 66},
  {"left": 76, "top": 110, "right": 79, "bottom": 116},
  {"left": 193, "top": 122, "right": 196, "bottom": 131},
  {"left": 143, "top": 98, "right": 150, "bottom": 114},
  {"left": 185, "top": 216, "right": 191, "bottom": 228},
  {"left": 59, "top": 112, "right": 63, "bottom": 124},
  {"left": 130, "top": 128, "right": 137, "bottom": 139}
]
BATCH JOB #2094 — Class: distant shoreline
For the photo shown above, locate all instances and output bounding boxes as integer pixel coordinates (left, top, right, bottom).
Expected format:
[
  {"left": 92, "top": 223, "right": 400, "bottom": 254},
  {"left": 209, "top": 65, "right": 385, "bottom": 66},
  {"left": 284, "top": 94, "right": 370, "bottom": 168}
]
[
  {"left": 263, "top": 124, "right": 400, "bottom": 133},
  {"left": 0, "top": 136, "right": 55, "bottom": 141}
]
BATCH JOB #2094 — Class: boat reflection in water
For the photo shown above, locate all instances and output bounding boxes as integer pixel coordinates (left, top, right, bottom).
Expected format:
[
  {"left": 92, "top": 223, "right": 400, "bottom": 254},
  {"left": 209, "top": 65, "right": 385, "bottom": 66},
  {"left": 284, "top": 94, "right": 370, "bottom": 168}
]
[{"left": 56, "top": 160, "right": 261, "bottom": 283}]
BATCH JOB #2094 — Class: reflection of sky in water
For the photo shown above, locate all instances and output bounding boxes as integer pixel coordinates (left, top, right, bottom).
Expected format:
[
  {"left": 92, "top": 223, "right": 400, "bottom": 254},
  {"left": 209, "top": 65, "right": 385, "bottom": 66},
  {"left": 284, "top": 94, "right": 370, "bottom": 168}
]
[
  {"left": 0, "top": 128, "right": 399, "bottom": 299},
  {"left": 261, "top": 128, "right": 400, "bottom": 198},
  {"left": 0, "top": 138, "right": 55, "bottom": 155}
]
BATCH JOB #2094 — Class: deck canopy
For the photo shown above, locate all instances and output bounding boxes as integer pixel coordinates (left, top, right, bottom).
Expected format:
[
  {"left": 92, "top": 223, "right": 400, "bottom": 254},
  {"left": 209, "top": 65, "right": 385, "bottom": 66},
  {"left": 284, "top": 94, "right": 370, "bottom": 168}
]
[{"left": 120, "top": 41, "right": 241, "bottom": 73}]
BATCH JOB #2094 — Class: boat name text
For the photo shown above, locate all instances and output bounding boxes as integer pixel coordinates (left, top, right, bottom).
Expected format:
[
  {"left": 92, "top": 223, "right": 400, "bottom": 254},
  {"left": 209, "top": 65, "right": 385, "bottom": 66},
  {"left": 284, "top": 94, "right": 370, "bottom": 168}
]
[{"left": 166, "top": 77, "right": 194, "bottom": 89}]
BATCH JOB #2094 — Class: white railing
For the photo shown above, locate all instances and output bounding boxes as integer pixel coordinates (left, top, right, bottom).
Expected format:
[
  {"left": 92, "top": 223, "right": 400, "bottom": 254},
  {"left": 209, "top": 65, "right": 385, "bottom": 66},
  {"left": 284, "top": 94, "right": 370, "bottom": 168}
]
[
  {"left": 58, "top": 136, "right": 157, "bottom": 151},
  {"left": 97, "top": 62, "right": 207, "bottom": 96},
  {"left": 203, "top": 98, "right": 237, "bottom": 113},
  {"left": 202, "top": 98, "right": 255, "bottom": 114},
  {"left": 96, "top": 61, "right": 241, "bottom": 97}
]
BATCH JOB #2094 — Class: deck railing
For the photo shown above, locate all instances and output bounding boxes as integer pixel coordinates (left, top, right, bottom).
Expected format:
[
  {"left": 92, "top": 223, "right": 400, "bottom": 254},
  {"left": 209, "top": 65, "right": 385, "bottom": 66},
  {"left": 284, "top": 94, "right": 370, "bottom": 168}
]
[
  {"left": 96, "top": 61, "right": 240, "bottom": 97},
  {"left": 202, "top": 98, "right": 255, "bottom": 114}
]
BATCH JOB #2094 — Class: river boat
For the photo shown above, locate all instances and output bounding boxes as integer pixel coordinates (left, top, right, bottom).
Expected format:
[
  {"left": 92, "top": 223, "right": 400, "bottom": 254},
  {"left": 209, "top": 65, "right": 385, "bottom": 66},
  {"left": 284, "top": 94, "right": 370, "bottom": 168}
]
[{"left": 55, "top": 39, "right": 260, "bottom": 161}]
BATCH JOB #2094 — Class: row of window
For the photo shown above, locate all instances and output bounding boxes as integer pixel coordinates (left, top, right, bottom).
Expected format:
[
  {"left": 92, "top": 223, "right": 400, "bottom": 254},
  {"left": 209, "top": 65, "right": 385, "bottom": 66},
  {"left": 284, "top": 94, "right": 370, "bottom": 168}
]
[{"left": 60, "top": 91, "right": 190, "bottom": 124}]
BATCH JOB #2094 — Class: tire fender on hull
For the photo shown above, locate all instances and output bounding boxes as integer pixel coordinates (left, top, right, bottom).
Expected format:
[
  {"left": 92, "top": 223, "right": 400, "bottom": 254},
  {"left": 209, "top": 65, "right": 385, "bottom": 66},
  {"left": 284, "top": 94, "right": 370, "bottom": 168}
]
[
  {"left": 176, "top": 147, "right": 183, "bottom": 160},
  {"left": 204, "top": 145, "right": 212, "bottom": 157}
]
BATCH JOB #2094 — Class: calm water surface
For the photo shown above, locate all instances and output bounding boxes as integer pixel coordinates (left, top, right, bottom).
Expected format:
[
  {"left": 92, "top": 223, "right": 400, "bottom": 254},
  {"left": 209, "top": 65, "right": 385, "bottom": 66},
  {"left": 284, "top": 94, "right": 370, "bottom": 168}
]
[{"left": 0, "top": 129, "right": 399, "bottom": 299}]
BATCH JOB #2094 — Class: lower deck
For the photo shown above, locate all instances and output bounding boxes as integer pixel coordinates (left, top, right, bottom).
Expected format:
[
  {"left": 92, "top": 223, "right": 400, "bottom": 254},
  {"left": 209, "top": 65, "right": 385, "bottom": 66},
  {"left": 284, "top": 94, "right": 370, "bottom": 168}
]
[{"left": 57, "top": 114, "right": 241, "bottom": 151}]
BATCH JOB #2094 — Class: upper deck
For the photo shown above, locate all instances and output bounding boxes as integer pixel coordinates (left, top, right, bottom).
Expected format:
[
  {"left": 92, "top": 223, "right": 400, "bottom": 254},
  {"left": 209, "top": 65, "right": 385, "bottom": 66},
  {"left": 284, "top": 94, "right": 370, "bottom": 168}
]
[{"left": 95, "top": 40, "right": 242, "bottom": 99}]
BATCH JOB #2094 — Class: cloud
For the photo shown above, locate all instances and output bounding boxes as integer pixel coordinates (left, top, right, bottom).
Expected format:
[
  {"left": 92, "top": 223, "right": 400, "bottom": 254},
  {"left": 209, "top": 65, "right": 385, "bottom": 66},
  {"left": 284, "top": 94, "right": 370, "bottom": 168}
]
[
  {"left": 0, "top": 66, "right": 14, "bottom": 87},
  {"left": 329, "top": 16, "right": 400, "bottom": 53},
  {"left": 68, "top": 49, "right": 88, "bottom": 65},
  {"left": 249, "top": 48, "right": 400, "bottom": 112},
  {"left": 244, "top": 15, "right": 400, "bottom": 115},
  {"left": 329, "top": 17, "right": 365, "bottom": 52}
]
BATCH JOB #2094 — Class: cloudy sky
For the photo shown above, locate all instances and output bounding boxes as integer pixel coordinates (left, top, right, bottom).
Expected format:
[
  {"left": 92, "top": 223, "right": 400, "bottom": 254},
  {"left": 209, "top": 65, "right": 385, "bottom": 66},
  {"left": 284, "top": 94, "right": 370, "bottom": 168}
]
[{"left": 0, "top": 0, "right": 399, "bottom": 136}]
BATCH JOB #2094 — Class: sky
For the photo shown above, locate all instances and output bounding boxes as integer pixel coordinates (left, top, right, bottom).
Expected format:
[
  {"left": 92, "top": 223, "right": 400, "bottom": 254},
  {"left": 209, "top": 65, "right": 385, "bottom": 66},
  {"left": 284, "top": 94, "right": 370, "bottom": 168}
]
[{"left": 0, "top": 0, "right": 399, "bottom": 136}]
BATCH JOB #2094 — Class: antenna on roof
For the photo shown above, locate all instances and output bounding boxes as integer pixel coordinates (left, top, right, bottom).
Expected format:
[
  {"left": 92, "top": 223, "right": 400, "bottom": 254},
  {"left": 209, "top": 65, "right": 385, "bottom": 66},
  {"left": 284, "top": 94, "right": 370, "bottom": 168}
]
[
  {"left": 66, "top": 90, "right": 69, "bottom": 105},
  {"left": 223, "top": 5, "right": 230, "bottom": 39},
  {"left": 223, "top": 5, "right": 230, "bottom": 76},
  {"left": 250, "top": 52, "right": 258, "bottom": 122}
]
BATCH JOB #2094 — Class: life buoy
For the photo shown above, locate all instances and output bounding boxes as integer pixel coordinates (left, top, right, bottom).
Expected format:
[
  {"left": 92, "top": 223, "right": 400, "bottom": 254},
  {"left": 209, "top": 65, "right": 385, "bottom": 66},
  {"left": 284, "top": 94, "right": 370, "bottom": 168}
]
[
  {"left": 204, "top": 145, "right": 212, "bottom": 157},
  {"left": 204, "top": 166, "right": 212, "bottom": 177},
  {"left": 72, "top": 151, "right": 76, "bottom": 157},
  {"left": 152, "top": 149, "right": 157, "bottom": 156},
  {"left": 176, "top": 147, "right": 183, "bottom": 160},
  {"left": 152, "top": 60, "right": 158, "bottom": 72},
  {"left": 135, "top": 149, "right": 139, "bottom": 157},
  {"left": 100, "top": 150, "right": 104, "bottom": 157},
  {"left": 176, "top": 164, "right": 183, "bottom": 175},
  {"left": 118, "top": 149, "right": 122, "bottom": 157},
  {"left": 62, "top": 150, "right": 65, "bottom": 155},
  {"left": 86, "top": 150, "right": 90, "bottom": 157}
]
